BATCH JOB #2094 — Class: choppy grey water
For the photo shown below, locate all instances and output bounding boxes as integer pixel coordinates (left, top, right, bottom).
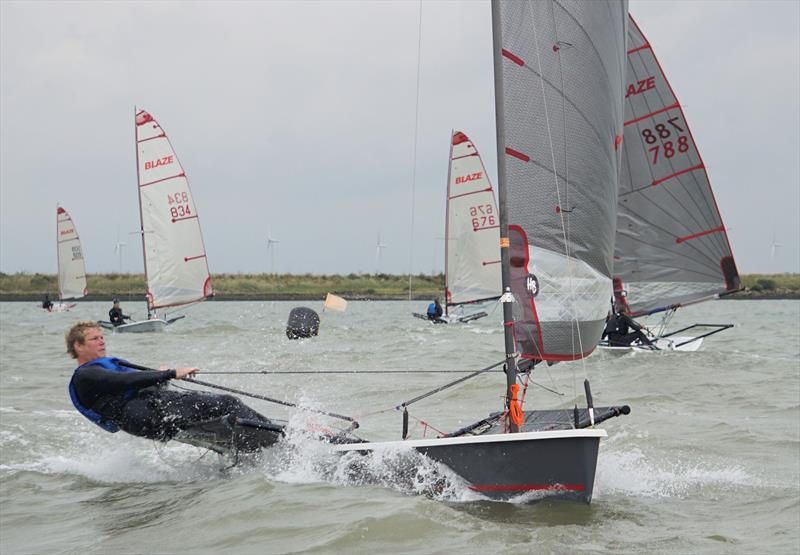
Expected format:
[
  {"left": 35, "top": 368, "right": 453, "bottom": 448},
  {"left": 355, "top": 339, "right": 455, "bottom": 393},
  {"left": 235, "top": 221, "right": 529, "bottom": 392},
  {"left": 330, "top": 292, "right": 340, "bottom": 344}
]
[{"left": 1, "top": 299, "right": 798, "bottom": 554}]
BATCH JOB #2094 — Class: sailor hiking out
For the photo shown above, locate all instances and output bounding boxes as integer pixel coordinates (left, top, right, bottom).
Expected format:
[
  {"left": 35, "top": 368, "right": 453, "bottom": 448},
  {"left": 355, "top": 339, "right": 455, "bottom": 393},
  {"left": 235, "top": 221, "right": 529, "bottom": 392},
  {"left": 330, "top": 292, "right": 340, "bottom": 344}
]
[{"left": 66, "top": 321, "right": 278, "bottom": 442}]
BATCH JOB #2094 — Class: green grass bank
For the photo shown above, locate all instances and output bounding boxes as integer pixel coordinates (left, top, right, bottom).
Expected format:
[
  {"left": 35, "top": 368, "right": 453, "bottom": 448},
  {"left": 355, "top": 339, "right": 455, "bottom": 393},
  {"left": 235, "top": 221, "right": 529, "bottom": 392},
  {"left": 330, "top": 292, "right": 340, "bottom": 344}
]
[{"left": 1, "top": 272, "right": 798, "bottom": 301}]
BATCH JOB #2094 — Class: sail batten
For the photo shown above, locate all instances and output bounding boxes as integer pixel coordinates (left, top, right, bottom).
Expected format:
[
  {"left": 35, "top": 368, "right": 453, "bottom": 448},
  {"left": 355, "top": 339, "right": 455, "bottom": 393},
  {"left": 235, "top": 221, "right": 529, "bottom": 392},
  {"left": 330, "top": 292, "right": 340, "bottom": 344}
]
[
  {"left": 494, "top": 0, "right": 628, "bottom": 361},
  {"left": 135, "top": 109, "right": 212, "bottom": 311},
  {"left": 444, "top": 131, "right": 502, "bottom": 308},
  {"left": 615, "top": 16, "right": 740, "bottom": 316},
  {"left": 56, "top": 206, "right": 88, "bottom": 301}
]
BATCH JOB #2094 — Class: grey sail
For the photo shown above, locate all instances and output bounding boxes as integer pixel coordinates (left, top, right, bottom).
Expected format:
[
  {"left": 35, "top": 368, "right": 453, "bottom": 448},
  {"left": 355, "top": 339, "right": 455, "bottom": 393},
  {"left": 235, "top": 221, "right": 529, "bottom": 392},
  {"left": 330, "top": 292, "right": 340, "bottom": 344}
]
[
  {"left": 494, "top": 0, "right": 628, "bottom": 360},
  {"left": 615, "top": 15, "right": 741, "bottom": 317}
]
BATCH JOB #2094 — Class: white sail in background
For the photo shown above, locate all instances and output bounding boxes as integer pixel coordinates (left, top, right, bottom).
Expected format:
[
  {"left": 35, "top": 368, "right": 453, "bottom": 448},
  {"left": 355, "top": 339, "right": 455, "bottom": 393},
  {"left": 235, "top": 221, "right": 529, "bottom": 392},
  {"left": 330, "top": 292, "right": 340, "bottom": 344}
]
[
  {"left": 444, "top": 131, "right": 501, "bottom": 308},
  {"left": 56, "top": 206, "right": 87, "bottom": 300},
  {"left": 135, "top": 109, "right": 212, "bottom": 310}
]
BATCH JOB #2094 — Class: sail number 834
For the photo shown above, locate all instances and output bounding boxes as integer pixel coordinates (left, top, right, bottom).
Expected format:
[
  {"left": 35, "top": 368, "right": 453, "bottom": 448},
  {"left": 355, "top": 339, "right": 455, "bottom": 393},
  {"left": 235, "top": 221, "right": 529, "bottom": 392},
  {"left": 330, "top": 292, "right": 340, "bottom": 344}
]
[
  {"left": 642, "top": 117, "right": 690, "bottom": 164},
  {"left": 470, "top": 204, "right": 496, "bottom": 231},
  {"left": 167, "top": 192, "right": 192, "bottom": 219}
]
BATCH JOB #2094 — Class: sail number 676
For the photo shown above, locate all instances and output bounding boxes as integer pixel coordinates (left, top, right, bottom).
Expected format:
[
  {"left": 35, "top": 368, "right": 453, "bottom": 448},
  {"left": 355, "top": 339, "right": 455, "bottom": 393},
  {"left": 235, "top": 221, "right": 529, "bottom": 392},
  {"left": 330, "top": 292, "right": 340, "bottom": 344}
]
[{"left": 470, "top": 204, "right": 495, "bottom": 230}]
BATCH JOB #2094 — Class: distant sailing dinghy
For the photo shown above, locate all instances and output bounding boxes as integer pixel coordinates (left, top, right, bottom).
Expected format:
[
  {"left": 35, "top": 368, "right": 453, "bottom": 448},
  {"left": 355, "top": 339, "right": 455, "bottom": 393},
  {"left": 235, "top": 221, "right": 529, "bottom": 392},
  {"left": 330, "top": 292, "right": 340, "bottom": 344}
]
[
  {"left": 50, "top": 206, "right": 88, "bottom": 312},
  {"left": 600, "top": 15, "right": 741, "bottom": 352},
  {"left": 412, "top": 131, "right": 501, "bottom": 324},
  {"left": 99, "top": 109, "right": 212, "bottom": 333}
]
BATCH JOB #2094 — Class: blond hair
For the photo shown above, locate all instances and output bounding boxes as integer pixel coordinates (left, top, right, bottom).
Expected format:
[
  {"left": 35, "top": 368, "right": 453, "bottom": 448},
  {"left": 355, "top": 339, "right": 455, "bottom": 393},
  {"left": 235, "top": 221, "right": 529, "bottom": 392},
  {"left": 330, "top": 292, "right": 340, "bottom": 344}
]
[{"left": 65, "top": 321, "right": 101, "bottom": 359}]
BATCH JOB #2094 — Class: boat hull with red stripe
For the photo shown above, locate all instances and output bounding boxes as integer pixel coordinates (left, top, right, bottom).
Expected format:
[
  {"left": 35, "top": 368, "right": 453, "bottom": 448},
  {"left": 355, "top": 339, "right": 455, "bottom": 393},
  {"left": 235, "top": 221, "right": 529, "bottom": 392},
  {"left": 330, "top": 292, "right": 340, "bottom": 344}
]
[{"left": 333, "top": 428, "right": 605, "bottom": 503}]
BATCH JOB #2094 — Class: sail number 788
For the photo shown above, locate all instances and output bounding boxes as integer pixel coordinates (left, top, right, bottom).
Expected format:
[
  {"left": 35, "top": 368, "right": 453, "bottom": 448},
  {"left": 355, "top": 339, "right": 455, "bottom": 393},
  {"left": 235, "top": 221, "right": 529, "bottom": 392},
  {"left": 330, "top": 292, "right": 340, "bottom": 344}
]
[
  {"left": 642, "top": 117, "right": 689, "bottom": 164},
  {"left": 470, "top": 204, "right": 496, "bottom": 231}
]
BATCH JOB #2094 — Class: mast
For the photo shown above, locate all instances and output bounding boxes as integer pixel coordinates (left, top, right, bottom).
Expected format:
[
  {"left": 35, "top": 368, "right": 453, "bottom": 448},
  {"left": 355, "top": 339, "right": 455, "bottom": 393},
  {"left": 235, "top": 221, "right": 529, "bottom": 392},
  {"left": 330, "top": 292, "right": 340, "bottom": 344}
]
[
  {"left": 133, "top": 105, "right": 151, "bottom": 314},
  {"left": 490, "top": 0, "right": 519, "bottom": 432},
  {"left": 443, "top": 129, "right": 454, "bottom": 317},
  {"left": 55, "top": 204, "right": 62, "bottom": 300}
]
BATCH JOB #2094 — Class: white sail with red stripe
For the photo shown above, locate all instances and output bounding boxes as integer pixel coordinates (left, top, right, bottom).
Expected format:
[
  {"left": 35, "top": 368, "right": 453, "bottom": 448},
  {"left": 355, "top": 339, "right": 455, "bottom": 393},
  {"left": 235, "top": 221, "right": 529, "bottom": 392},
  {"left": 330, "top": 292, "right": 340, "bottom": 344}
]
[
  {"left": 135, "top": 109, "right": 212, "bottom": 310},
  {"left": 444, "top": 131, "right": 501, "bottom": 308},
  {"left": 615, "top": 16, "right": 741, "bottom": 317},
  {"left": 56, "top": 205, "right": 88, "bottom": 300}
]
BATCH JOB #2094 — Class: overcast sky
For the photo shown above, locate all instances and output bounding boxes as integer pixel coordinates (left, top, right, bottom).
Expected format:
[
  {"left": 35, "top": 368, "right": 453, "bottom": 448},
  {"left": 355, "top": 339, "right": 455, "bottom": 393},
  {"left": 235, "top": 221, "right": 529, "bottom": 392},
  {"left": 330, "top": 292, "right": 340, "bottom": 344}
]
[{"left": 1, "top": 0, "right": 798, "bottom": 276}]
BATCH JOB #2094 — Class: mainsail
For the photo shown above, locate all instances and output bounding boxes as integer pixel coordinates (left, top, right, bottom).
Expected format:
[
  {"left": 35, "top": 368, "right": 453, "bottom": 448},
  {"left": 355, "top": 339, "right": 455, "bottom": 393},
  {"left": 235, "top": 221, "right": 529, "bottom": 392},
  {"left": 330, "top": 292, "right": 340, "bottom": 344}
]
[
  {"left": 444, "top": 131, "right": 501, "bottom": 308},
  {"left": 56, "top": 206, "right": 88, "bottom": 300},
  {"left": 615, "top": 16, "right": 741, "bottom": 317},
  {"left": 135, "top": 109, "right": 212, "bottom": 311},
  {"left": 494, "top": 0, "right": 628, "bottom": 361}
]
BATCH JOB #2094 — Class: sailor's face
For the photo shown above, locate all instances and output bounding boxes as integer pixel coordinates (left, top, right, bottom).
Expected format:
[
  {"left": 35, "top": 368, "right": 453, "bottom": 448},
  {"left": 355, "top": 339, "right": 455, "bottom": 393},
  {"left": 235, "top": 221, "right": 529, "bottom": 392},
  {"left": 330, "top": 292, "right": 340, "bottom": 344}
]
[{"left": 77, "top": 328, "right": 106, "bottom": 361}]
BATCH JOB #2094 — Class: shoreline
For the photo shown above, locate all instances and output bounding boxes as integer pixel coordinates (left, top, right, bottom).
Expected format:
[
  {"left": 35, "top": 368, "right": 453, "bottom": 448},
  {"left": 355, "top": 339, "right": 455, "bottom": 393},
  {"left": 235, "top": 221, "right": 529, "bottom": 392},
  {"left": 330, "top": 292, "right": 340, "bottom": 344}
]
[{"left": 3, "top": 292, "right": 799, "bottom": 302}]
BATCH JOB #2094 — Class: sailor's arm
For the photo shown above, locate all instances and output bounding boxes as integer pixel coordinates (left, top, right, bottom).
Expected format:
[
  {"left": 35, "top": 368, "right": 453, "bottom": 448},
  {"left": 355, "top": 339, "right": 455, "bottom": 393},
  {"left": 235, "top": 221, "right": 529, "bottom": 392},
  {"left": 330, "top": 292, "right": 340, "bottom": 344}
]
[
  {"left": 622, "top": 314, "right": 642, "bottom": 331},
  {"left": 74, "top": 366, "right": 178, "bottom": 396}
]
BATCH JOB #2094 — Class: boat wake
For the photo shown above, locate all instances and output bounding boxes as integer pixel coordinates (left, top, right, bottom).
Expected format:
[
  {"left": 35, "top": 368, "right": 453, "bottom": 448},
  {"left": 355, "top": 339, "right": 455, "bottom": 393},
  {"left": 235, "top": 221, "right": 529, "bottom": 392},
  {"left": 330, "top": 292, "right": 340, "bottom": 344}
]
[
  {"left": 261, "top": 413, "right": 485, "bottom": 503},
  {"left": 595, "top": 446, "right": 758, "bottom": 499}
]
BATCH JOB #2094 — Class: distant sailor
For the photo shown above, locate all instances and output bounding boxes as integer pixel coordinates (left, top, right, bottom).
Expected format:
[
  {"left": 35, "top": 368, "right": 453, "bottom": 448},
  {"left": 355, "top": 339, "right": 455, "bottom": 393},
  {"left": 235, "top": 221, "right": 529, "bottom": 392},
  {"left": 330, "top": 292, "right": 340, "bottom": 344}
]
[
  {"left": 66, "top": 321, "right": 276, "bottom": 441},
  {"left": 42, "top": 294, "right": 53, "bottom": 311},
  {"left": 602, "top": 303, "right": 653, "bottom": 348},
  {"left": 108, "top": 298, "right": 132, "bottom": 327},
  {"left": 426, "top": 297, "right": 444, "bottom": 322}
]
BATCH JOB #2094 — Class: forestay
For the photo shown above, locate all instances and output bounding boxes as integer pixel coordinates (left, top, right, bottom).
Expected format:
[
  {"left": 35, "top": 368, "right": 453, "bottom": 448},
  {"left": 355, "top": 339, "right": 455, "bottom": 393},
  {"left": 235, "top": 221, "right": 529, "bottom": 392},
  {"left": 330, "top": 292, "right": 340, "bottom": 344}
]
[
  {"left": 135, "top": 109, "right": 212, "bottom": 310},
  {"left": 494, "top": 0, "right": 627, "bottom": 361},
  {"left": 614, "top": 16, "right": 740, "bottom": 317},
  {"left": 445, "top": 131, "right": 501, "bottom": 307},
  {"left": 56, "top": 206, "right": 88, "bottom": 300}
]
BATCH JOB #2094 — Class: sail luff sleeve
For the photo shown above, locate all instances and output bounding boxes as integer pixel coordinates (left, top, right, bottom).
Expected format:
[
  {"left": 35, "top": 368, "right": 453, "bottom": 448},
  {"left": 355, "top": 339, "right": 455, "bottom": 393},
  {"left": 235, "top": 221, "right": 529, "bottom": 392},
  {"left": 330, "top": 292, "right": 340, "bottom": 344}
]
[{"left": 495, "top": 0, "right": 627, "bottom": 361}]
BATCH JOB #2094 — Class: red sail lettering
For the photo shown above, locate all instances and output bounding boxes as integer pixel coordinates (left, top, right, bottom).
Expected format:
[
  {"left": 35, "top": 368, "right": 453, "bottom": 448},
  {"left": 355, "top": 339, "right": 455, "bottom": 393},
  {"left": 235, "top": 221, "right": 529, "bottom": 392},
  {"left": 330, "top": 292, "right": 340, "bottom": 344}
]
[
  {"left": 144, "top": 156, "right": 174, "bottom": 170},
  {"left": 625, "top": 76, "right": 656, "bottom": 98},
  {"left": 455, "top": 172, "right": 483, "bottom": 185}
]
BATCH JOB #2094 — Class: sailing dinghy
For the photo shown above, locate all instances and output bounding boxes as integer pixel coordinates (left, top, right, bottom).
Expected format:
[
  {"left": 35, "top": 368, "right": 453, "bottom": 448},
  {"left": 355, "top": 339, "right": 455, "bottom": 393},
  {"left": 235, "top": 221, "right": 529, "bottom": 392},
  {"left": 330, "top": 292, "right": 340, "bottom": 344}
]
[
  {"left": 413, "top": 131, "right": 501, "bottom": 324},
  {"left": 99, "top": 109, "right": 212, "bottom": 333},
  {"left": 50, "top": 206, "right": 88, "bottom": 312},
  {"left": 335, "top": 0, "right": 631, "bottom": 502},
  {"left": 600, "top": 14, "right": 742, "bottom": 352}
]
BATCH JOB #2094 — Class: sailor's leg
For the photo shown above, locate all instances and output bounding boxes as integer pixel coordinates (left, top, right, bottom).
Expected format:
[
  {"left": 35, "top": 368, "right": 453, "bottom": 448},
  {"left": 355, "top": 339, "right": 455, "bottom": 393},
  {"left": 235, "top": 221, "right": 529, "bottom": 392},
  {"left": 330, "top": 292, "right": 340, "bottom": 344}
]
[
  {"left": 117, "top": 396, "right": 173, "bottom": 439},
  {"left": 150, "top": 390, "right": 270, "bottom": 432}
]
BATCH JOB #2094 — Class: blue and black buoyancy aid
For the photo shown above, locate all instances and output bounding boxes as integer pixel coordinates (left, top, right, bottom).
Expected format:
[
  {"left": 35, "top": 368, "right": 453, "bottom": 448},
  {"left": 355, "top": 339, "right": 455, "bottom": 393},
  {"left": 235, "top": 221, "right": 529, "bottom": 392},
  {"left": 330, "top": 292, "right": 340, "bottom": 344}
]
[
  {"left": 68, "top": 357, "right": 136, "bottom": 432},
  {"left": 426, "top": 303, "right": 437, "bottom": 317}
]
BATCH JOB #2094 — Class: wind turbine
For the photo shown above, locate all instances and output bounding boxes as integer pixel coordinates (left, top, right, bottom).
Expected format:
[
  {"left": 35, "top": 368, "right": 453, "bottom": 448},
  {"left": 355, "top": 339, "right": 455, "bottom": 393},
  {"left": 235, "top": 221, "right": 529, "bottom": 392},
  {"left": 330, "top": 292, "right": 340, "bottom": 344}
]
[
  {"left": 267, "top": 231, "right": 279, "bottom": 274},
  {"left": 375, "top": 233, "right": 388, "bottom": 274},
  {"left": 770, "top": 232, "right": 782, "bottom": 261},
  {"left": 114, "top": 240, "right": 127, "bottom": 273}
]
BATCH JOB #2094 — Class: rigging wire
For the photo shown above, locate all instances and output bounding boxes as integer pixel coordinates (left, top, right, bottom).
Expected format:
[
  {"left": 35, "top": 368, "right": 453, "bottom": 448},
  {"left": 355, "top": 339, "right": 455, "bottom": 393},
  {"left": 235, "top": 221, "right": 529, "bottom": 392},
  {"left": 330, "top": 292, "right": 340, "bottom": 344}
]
[
  {"left": 526, "top": 2, "right": 588, "bottom": 401},
  {"left": 199, "top": 369, "right": 505, "bottom": 375},
  {"left": 406, "top": 0, "right": 424, "bottom": 302}
]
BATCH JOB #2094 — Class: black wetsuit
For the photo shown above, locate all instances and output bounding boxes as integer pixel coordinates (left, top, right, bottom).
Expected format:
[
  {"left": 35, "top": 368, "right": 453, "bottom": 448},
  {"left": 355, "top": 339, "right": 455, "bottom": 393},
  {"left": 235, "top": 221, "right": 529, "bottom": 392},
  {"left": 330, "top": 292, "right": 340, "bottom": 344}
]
[
  {"left": 71, "top": 365, "right": 272, "bottom": 440},
  {"left": 603, "top": 312, "right": 652, "bottom": 347},
  {"left": 42, "top": 297, "right": 53, "bottom": 310},
  {"left": 108, "top": 307, "right": 131, "bottom": 326}
]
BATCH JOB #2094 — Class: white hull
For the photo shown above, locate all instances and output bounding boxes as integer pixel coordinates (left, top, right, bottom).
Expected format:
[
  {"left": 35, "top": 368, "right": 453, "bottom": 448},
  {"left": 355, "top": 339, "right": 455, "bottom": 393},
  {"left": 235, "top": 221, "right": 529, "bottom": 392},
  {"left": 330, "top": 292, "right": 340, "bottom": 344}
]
[
  {"left": 41, "top": 302, "right": 76, "bottom": 313},
  {"left": 441, "top": 311, "right": 488, "bottom": 324},
  {"left": 99, "top": 319, "right": 168, "bottom": 333},
  {"left": 600, "top": 335, "right": 703, "bottom": 353}
]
